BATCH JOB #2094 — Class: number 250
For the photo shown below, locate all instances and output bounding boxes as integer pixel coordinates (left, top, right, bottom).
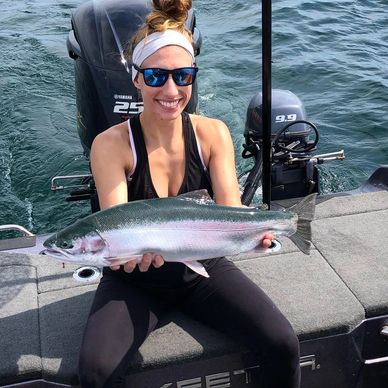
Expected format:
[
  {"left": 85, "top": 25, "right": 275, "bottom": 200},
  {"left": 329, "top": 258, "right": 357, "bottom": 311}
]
[{"left": 113, "top": 101, "right": 144, "bottom": 114}]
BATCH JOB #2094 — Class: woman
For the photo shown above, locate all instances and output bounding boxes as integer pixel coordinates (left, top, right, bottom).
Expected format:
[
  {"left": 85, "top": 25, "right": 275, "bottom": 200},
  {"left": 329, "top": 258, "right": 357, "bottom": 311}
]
[{"left": 78, "top": 1, "right": 300, "bottom": 387}]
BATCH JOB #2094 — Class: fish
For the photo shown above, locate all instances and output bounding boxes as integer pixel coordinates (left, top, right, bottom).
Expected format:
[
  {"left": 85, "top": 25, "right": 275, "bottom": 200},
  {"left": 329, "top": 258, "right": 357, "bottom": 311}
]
[{"left": 41, "top": 190, "right": 316, "bottom": 277}]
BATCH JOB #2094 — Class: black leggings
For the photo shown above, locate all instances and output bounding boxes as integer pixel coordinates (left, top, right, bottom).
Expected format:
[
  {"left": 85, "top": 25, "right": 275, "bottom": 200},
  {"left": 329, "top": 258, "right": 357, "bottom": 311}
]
[{"left": 78, "top": 258, "right": 300, "bottom": 388}]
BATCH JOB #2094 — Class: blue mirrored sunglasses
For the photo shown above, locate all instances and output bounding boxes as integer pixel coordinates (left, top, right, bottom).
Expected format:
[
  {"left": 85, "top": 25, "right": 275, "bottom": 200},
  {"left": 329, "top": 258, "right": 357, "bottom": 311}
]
[{"left": 133, "top": 64, "right": 198, "bottom": 87}]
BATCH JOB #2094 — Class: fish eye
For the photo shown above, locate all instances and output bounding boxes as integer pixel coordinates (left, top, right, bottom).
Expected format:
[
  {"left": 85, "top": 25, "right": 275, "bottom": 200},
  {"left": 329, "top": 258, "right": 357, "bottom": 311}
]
[{"left": 61, "top": 241, "right": 74, "bottom": 249}]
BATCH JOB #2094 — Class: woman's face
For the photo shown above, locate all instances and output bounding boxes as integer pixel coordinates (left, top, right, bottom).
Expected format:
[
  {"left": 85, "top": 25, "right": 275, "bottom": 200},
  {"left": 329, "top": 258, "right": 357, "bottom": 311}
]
[{"left": 134, "top": 45, "right": 194, "bottom": 122}]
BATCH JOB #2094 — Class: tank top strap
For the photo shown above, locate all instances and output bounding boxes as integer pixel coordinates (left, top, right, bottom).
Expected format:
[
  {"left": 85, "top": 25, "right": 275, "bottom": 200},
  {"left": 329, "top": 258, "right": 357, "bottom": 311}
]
[
  {"left": 127, "top": 115, "right": 158, "bottom": 200},
  {"left": 126, "top": 119, "right": 137, "bottom": 181},
  {"left": 182, "top": 112, "right": 207, "bottom": 172},
  {"left": 181, "top": 112, "right": 213, "bottom": 197}
]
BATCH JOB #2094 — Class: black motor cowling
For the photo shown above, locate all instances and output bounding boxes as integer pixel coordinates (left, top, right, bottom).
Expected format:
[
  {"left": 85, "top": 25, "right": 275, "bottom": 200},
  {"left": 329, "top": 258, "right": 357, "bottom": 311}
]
[
  {"left": 67, "top": 0, "right": 202, "bottom": 157},
  {"left": 243, "top": 89, "right": 320, "bottom": 201},
  {"left": 245, "top": 89, "right": 311, "bottom": 146}
]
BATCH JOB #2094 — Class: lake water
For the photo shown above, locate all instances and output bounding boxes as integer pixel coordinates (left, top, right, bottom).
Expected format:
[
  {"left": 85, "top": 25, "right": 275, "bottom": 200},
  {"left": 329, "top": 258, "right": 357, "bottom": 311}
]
[{"left": 0, "top": 0, "right": 387, "bottom": 234}]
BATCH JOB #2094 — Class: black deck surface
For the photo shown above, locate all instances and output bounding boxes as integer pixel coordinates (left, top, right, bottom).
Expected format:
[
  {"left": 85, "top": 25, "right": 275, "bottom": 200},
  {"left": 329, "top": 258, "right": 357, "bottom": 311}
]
[{"left": 1, "top": 191, "right": 387, "bottom": 385}]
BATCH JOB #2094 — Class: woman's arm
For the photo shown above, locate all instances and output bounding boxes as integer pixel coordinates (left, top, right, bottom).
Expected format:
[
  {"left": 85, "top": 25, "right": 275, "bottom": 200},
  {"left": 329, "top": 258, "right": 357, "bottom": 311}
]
[
  {"left": 205, "top": 118, "right": 273, "bottom": 248},
  {"left": 90, "top": 129, "right": 129, "bottom": 209},
  {"left": 207, "top": 119, "right": 242, "bottom": 206}
]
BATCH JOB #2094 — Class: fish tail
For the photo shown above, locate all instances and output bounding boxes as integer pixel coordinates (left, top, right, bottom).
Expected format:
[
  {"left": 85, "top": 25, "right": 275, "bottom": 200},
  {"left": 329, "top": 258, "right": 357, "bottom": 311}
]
[
  {"left": 288, "top": 194, "right": 317, "bottom": 254},
  {"left": 184, "top": 260, "right": 210, "bottom": 278}
]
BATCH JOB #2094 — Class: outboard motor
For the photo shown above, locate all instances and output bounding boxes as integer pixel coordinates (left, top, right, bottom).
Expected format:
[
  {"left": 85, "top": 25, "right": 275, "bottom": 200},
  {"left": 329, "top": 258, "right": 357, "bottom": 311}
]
[
  {"left": 67, "top": 0, "right": 201, "bottom": 157},
  {"left": 242, "top": 89, "right": 344, "bottom": 202}
]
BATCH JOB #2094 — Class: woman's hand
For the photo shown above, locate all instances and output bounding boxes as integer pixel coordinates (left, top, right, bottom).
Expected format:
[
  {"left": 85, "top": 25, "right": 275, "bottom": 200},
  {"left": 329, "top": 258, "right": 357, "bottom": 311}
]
[
  {"left": 109, "top": 252, "right": 165, "bottom": 272},
  {"left": 262, "top": 233, "right": 274, "bottom": 249}
]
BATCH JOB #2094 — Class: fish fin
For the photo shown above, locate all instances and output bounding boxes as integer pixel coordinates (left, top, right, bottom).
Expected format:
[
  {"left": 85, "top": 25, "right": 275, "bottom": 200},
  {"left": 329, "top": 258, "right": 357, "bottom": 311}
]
[
  {"left": 177, "top": 190, "right": 215, "bottom": 205},
  {"left": 184, "top": 260, "right": 210, "bottom": 278},
  {"left": 288, "top": 194, "right": 317, "bottom": 254}
]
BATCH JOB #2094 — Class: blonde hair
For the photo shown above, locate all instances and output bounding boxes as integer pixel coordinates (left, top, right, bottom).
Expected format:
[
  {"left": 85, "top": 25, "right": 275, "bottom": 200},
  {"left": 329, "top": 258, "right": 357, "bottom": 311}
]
[{"left": 127, "top": 0, "right": 193, "bottom": 59}]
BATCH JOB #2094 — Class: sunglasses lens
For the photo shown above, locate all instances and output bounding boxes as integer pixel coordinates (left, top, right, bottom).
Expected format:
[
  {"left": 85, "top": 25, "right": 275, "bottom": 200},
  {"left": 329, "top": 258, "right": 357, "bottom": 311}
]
[
  {"left": 173, "top": 68, "right": 197, "bottom": 86},
  {"left": 143, "top": 68, "right": 167, "bottom": 87},
  {"left": 140, "top": 67, "right": 198, "bottom": 87}
]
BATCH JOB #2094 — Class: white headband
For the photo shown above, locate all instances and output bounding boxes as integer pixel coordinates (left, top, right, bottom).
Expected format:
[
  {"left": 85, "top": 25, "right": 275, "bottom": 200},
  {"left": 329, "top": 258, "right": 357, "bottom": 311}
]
[{"left": 131, "top": 29, "right": 195, "bottom": 81}]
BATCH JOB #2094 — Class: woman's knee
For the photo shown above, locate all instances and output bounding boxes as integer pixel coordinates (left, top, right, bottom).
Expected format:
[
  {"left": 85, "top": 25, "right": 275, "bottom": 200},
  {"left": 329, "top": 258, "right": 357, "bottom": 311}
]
[
  {"left": 278, "top": 326, "right": 300, "bottom": 364},
  {"left": 249, "top": 315, "right": 300, "bottom": 367},
  {"left": 265, "top": 321, "right": 300, "bottom": 369},
  {"left": 78, "top": 355, "right": 117, "bottom": 388},
  {"left": 78, "top": 361, "right": 100, "bottom": 388}
]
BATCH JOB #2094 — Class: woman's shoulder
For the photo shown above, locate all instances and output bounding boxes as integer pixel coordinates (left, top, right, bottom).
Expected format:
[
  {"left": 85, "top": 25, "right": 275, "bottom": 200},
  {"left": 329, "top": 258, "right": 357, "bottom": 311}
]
[
  {"left": 189, "top": 113, "right": 227, "bottom": 131},
  {"left": 189, "top": 113, "right": 230, "bottom": 139},
  {"left": 92, "top": 121, "right": 129, "bottom": 150},
  {"left": 189, "top": 113, "right": 231, "bottom": 145},
  {"left": 90, "top": 121, "right": 133, "bottom": 171}
]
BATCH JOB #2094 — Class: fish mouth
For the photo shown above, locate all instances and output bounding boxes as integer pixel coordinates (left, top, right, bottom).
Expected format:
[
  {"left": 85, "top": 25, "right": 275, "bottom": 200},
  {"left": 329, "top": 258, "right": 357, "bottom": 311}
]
[
  {"left": 41, "top": 231, "right": 109, "bottom": 261},
  {"left": 40, "top": 247, "right": 75, "bottom": 261}
]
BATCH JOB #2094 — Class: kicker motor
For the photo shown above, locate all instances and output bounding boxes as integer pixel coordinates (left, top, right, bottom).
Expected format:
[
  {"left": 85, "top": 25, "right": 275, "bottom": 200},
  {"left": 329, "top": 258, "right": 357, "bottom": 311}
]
[{"left": 241, "top": 89, "right": 344, "bottom": 204}]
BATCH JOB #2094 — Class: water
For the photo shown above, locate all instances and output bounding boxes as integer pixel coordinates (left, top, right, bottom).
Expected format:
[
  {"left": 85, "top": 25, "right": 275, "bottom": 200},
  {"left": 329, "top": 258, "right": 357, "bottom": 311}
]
[{"left": 0, "top": 0, "right": 387, "bottom": 234}]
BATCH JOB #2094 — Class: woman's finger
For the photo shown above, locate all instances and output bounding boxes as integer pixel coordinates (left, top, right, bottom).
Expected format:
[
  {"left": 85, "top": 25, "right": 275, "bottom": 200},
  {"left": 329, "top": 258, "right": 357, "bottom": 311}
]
[
  {"left": 262, "top": 238, "right": 273, "bottom": 248},
  {"left": 139, "top": 252, "right": 153, "bottom": 272},
  {"left": 123, "top": 260, "right": 137, "bottom": 273},
  {"left": 262, "top": 232, "right": 274, "bottom": 248},
  {"left": 110, "top": 254, "right": 164, "bottom": 272},
  {"left": 152, "top": 254, "right": 165, "bottom": 268}
]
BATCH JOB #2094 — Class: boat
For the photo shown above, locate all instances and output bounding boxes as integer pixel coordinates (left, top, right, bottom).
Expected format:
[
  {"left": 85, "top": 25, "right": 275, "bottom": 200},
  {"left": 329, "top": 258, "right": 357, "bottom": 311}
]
[{"left": 1, "top": 0, "right": 388, "bottom": 387}]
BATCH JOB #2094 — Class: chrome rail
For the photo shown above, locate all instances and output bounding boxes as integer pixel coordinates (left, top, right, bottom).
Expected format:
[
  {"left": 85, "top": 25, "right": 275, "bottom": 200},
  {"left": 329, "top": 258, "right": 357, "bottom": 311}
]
[{"left": 0, "top": 224, "right": 36, "bottom": 251}]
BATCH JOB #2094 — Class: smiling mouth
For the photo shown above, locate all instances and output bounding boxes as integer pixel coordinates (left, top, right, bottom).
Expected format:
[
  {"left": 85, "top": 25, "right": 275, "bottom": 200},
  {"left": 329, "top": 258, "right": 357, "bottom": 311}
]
[{"left": 157, "top": 99, "right": 181, "bottom": 108}]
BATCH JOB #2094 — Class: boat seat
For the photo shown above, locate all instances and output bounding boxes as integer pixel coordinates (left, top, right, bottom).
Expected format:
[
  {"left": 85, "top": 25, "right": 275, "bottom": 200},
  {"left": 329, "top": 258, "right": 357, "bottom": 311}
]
[{"left": 1, "top": 191, "right": 388, "bottom": 386}]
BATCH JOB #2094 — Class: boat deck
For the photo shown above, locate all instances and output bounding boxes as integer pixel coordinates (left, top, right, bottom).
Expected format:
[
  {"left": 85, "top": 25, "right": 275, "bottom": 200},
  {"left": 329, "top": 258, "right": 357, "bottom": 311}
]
[{"left": 1, "top": 190, "right": 388, "bottom": 386}]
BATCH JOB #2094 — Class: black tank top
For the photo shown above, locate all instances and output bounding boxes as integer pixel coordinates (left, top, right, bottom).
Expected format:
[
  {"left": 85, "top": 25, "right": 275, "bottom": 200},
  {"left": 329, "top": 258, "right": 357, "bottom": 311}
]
[
  {"left": 111, "top": 112, "right": 219, "bottom": 288},
  {"left": 128, "top": 112, "right": 213, "bottom": 201}
]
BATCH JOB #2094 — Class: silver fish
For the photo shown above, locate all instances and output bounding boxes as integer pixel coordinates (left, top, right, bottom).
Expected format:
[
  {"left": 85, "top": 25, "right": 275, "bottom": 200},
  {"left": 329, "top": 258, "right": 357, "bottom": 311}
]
[{"left": 41, "top": 191, "right": 316, "bottom": 277}]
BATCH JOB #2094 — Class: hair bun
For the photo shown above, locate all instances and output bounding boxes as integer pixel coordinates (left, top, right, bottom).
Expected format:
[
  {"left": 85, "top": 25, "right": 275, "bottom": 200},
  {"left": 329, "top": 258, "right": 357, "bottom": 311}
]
[
  {"left": 127, "top": 0, "right": 193, "bottom": 58},
  {"left": 150, "top": 0, "right": 192, "bottom": 26}
]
